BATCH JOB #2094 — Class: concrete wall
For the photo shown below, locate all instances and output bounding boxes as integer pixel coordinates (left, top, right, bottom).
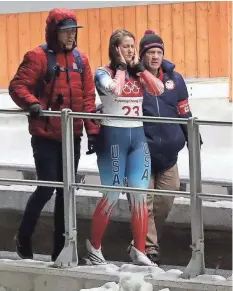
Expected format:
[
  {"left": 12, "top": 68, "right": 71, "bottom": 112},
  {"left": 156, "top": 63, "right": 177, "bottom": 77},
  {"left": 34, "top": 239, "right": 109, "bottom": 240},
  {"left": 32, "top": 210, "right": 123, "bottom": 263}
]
[{"left": 0, "top": 183, "right": 232, "bottom": 230}]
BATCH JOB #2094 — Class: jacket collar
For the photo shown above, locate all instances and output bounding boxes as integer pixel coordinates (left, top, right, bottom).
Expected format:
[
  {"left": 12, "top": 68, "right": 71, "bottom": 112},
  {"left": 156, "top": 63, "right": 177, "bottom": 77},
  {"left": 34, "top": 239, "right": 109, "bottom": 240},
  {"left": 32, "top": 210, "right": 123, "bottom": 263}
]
[{"left": 161, "top": 59, "right": 175, "bottom": 74}]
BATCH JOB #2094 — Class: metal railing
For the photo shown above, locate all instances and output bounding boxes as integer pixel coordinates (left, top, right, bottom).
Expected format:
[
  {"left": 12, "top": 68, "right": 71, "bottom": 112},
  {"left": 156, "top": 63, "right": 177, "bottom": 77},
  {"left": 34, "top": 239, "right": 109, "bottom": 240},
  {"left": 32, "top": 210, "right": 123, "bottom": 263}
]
[
  {"left": 1, "top": 163, "right": 232, "bottom": 189},
  {"left": 0, "top": 108, "right": 232, "bottom": 279}
]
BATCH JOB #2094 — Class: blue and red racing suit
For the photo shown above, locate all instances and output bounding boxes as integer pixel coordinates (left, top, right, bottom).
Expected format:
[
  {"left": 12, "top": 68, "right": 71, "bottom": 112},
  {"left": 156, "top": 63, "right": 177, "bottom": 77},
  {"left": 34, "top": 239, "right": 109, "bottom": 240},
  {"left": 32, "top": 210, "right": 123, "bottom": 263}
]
[{"left": 90, "top": 65, "right": 164, "bottom": 254}]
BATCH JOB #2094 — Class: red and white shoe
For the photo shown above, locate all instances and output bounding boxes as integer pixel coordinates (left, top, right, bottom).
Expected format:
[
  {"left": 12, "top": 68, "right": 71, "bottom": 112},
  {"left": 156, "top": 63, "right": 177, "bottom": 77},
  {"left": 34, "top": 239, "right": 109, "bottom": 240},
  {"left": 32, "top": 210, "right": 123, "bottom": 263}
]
[{"left": 86, "top": 239, "right": 107, "bottom": 265}]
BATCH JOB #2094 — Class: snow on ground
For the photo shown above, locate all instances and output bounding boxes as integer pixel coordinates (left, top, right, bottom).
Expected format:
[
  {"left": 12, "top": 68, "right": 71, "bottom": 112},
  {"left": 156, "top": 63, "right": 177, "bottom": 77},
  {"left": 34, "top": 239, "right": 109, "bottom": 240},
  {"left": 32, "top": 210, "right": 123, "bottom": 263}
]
[
  {"left": 7, "top": 258, "right": 232, "bottom": 283},
  {"left": 80, "top": 272, "right": 155, "bottom": 291},
  {"left": 76, "top": 262, "right": 232, "bottom": 282},
  {"left": 77, "top": 263, "right": 232, "bottom": 290}
]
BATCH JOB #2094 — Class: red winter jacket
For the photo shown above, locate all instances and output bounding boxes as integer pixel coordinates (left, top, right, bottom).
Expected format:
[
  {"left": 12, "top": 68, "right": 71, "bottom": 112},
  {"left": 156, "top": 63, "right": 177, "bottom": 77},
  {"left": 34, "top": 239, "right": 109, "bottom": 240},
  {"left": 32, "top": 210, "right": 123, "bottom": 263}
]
[{"left": 9, "top": 8, "right": 99, "bottom": 140}]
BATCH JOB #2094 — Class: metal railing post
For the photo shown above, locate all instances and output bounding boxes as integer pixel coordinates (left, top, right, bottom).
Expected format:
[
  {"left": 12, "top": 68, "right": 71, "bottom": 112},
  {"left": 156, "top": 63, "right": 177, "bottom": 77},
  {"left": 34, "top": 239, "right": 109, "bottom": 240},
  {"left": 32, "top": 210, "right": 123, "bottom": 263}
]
[
  {"left": 54, "top": 109, "right": 78, "bottom": 267},
  {"left": 182, "top": 117, "right": 205, "bottom": 279}
]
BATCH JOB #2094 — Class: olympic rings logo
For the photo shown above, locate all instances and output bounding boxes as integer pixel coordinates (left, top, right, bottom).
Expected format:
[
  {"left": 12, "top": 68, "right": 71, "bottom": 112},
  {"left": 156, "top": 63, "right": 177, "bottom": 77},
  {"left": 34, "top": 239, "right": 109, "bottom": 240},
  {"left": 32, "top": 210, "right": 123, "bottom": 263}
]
[{"left": 122, "top": 81, "right": 140, "bottom": 94}]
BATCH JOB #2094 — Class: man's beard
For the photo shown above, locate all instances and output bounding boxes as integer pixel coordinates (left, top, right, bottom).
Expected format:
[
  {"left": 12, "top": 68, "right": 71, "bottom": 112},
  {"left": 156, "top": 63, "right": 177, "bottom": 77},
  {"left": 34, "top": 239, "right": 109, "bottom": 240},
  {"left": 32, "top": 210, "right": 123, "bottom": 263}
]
[{"left": 59, "top": 39, "right": 76, "bottom": 52}]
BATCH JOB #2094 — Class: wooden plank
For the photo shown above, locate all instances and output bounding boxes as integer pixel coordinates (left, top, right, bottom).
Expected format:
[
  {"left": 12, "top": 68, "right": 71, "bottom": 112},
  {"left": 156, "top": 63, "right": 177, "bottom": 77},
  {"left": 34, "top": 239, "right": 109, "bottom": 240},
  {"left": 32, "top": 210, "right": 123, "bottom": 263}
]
[
  {"left": 135, "top": 5, "right": 148, "bottom": 45},
  {"left": 0, "top": 15, "right": 8, "bottom": 88},
  {"left": 219, "top": 2, "right": 228, "bottom": 77},
  {"left": 123, "top": 6, "right": 136, "bottom": 37},
  {"left": 29, "top": 12, "right": 42, "bottom": 49},
  {"left": 6, "top": 14, "right": 19, "bottom": 83},
  {"left": 184, "top": 2, "right": 197, "bottom": 78},
  {"left": 208, "top": 2, "right": 221, "bottom": 77},
  {"left": 75, "top": 9, "right": 89, "bottom": 56},
  {"left": 148, "top": 4, "right": 160, "bottom": 35},
  {"left": 111, "top": 6, "right": 124, "bottom": 32},
  {"left": 159, "top": 4, "right": 172, "bottom": 61},
  {"left": 40, "top": 11, "right": 48, "bottom": 43},
  {"left": 18, "top": 13, "right": 30, "bottom": 62},
  {"left": 99, "top": 8, "right": 113, "bottom": 66},
  {"left": 172, "top": 3, "right": 185, "bottom": 75},
  {"left": 196, "top": 2, "right": 209, "bottom": 78},
  {"left": 228, "top": 1, "right": 232, "bottom": 102},
  {"left": 87, "top": 8, "right": 101, "bottom": 72}
]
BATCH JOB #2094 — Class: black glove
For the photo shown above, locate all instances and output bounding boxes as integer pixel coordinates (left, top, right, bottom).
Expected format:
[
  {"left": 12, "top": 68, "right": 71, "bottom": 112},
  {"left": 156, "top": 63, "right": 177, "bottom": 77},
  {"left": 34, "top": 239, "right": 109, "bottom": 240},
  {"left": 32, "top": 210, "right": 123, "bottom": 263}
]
[
  {"left": 29, "top": 103, "right": 43, "bottom": 119},
  {"left": 86, "top": 135, "right": 98, "bottom": 155},
  {"left": 95, "top": 104, "right": 103, "bottom": 113},
  {"left": 132, "top": 61, "right": 145, "bottom": 73},
  {"left": 116, "top": 62, "right": 127, "bottom": 71}
]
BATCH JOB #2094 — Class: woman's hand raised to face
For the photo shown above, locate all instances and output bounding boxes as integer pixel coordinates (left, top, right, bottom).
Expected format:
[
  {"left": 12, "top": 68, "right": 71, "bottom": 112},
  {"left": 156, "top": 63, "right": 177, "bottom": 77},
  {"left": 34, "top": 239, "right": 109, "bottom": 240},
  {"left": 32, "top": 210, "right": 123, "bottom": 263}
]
[
  {"left": 116, "top": 47, "right": 127, "bottom": 64},
  {"left": 129, "top": 48, "right": 139, "bottom": 67}
]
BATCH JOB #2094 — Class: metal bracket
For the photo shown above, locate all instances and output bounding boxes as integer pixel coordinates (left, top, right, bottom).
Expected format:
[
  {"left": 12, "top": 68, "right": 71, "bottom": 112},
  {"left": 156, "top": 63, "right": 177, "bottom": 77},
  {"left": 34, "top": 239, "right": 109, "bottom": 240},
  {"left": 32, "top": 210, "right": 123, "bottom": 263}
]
[{"left": 181, "top": 239, "right": 205, "bottom": 279}]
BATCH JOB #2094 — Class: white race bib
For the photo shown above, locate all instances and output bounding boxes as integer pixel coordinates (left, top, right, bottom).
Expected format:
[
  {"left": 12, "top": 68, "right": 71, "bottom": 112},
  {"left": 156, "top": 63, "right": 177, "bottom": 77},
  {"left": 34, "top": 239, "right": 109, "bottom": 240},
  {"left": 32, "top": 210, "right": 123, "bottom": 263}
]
[{"left": 100, "top": 95, "right": 143, "bottom": 127}]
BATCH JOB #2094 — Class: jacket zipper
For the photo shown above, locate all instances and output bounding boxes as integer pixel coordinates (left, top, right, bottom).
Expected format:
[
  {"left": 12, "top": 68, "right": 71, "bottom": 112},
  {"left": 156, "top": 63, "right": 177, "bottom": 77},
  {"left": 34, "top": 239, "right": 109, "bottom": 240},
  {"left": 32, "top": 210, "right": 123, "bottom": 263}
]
[
  {"left": 65, "top": 53, "right": 72, "bottom": 109},
  {"left": 155, "top": 96, "right": 162, "bottom": 144},
  {"left": 44, "top": 65, "right": 59, "bottom": 131}
]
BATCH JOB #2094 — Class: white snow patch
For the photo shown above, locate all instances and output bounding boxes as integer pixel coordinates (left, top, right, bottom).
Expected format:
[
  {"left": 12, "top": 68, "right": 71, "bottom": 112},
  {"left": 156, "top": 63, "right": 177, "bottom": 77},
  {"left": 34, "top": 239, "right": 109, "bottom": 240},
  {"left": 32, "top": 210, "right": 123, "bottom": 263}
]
[
  {"left": 80, "top": 272, "right": 166, "bottom": 291},
  {"left": 72, "top": 264, "right": 120, "bottom": 276},
  {"left": 78, "top": 263, "right": 230, "bottom": 287},
  {"left": 119, "top": 272, "right": 153, "bottom": 291},
  {"left": 119, "top": 263, "right": 165, "bottom": 276},
  {"left": 191, "top": 274, "right": 227, "bottom": 282},
  {"left": 174, "top": 197, "right": 233, "bottom": 209},
  {"left": 150, "top": 268, "right": 183, "bottom": 280},
  {"left": 103, "top": 264, "right": 120, "bottom": 274},
  {"left": 80, "top": 282, "right": 119, "bottom": 291},
  {"left": 0, "top": 259, "right": 13, "bottom": 262}
]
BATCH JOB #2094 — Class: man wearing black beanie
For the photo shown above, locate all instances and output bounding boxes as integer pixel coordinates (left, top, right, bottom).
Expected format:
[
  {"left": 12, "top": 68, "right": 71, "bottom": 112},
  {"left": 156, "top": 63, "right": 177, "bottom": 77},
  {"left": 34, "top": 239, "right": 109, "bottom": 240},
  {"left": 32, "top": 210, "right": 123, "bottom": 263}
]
[{"left": 128, "top": 29, "right": 202, "bottom": 264}]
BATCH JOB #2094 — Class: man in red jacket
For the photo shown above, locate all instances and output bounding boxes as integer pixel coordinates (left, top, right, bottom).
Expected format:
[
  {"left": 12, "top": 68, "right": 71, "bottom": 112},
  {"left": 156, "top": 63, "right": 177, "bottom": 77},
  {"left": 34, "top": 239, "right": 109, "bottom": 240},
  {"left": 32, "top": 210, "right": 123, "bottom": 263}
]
[{"left": 9, "top": 8, "right": 99, "bottom": 261}]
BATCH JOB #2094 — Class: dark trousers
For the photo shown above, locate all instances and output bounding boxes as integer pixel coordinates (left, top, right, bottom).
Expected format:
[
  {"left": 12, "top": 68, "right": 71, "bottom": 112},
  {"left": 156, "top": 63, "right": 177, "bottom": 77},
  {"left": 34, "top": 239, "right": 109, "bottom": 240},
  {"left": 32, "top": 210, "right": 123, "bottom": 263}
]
[{"left": 18, "top": 135, "right": 81, "bottom": 257}]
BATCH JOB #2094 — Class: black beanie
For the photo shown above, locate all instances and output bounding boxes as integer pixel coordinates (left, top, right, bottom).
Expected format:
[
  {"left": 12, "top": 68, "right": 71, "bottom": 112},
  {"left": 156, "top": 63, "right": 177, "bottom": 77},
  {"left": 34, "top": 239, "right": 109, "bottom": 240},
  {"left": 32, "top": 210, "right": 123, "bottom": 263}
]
[{"left": 139, "top": 30, "right": 164, "bottom": 58}]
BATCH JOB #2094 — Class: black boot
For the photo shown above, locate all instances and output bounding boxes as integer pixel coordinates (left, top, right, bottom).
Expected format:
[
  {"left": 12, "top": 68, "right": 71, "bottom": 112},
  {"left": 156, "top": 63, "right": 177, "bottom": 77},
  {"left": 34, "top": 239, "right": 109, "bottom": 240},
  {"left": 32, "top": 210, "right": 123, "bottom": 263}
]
[
  {"left": 51, "top": 232, "right": 65, "bottom": 262},
  {"left": 146, "top": 246, "right": 161, "bottom": 265},
  {"left": 146, "top": 253, "right": 161, "bottom": 266},
  {"left": 15, "top": 234, "right": 33, "bottom": 259}
]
